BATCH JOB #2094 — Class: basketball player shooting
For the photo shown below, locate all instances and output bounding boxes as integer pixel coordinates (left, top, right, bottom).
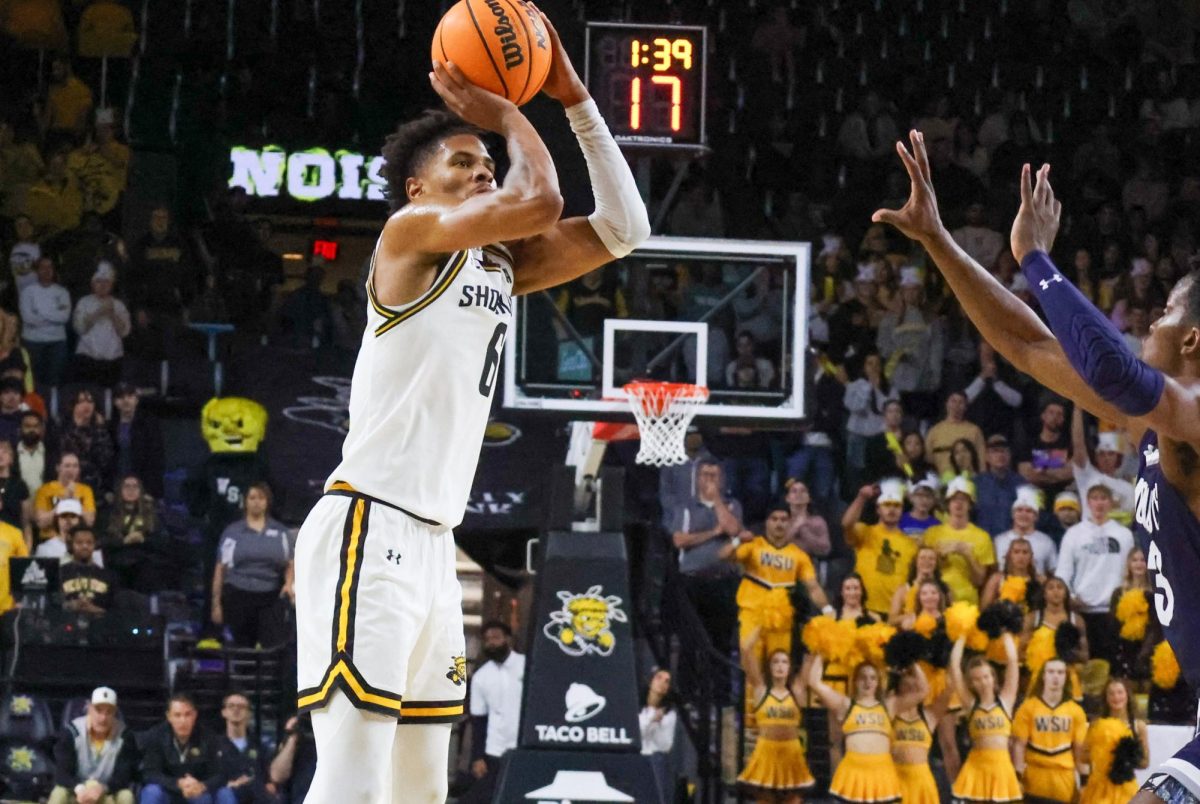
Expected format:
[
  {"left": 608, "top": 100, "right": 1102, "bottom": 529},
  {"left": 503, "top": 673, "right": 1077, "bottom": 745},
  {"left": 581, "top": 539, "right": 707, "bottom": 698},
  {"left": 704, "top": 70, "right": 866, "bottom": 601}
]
[
  {"left": 292, "top": 8, "right": 650, "bottom": 803},
  {"left": 874, "top": 130, "right": 1200, "bottom": 803}
]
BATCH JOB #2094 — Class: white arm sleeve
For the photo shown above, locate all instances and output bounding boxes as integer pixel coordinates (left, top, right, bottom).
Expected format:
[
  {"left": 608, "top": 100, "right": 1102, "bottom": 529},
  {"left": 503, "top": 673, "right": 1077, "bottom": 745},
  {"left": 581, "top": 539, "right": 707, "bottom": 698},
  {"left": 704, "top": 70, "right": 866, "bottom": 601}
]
[{"left": 565, "top": 99, "right": 651, "bottom": 258}]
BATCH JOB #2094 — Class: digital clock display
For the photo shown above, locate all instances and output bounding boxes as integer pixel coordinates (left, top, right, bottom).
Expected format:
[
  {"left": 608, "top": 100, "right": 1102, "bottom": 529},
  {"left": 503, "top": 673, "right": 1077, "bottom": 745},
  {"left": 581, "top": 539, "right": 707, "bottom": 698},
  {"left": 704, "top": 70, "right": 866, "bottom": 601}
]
[{"left": 584, "top": 22, "right": 707, "bottom": 149}]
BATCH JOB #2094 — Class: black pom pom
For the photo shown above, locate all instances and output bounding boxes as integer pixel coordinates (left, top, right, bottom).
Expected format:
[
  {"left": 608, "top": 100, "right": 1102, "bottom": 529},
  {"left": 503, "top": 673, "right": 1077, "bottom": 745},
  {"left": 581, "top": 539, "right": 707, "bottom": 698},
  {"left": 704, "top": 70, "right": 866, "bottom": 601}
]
[
  {"left": 885, "top": 631, "right": 928, "bottom": 669},
  {"left": 927, "top": 626, "right": 952, "bottom": 669},
  {"left": 1055, "top": 621, "right": 1083, "bottom": 663},
  {"left": 1024, "top": 577, "right": 1044, "bottom": 610},
  {"left": 979, "top": 601, "right": 1025, "bottom": 638},
  {"left": 1109, "top": 734, "right": 1143, "bottom": 784}
]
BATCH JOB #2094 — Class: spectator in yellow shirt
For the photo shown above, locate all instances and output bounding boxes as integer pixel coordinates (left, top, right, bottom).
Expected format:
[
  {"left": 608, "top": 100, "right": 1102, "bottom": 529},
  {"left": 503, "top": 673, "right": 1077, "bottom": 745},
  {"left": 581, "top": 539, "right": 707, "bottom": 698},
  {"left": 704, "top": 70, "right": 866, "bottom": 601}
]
[
  {"left": 34, "top": 451, "right": 96, "bottom": 541},
  {"left": 924, "top": 390, "right": 987, "bottom": 477},
  {"left": 0, "top": 518, "right": 28, "bottom": 612},
  {"left": 21, "top": 150, "right": 83, "bottom": 238},
  {"left": 922, "top": 476, "right": 996, "bottom": 605},
  {"left": 40, "top": 55, "right": 93, "bottom": 140},
  {"left": 841, "top": 477, "right": 919, "bottom": 619}
]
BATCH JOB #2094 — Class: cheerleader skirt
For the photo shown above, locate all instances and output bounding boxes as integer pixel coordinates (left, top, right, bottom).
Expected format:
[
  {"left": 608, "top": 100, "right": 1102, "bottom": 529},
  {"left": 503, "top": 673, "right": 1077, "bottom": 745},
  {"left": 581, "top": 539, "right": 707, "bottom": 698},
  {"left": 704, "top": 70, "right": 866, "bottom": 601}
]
[
  {"left": 1022, "top": 763, "right": 1076, "bottom": 803},
  {"left": 895, "top": 761, "right": 939, "bottom": 804},
  {"left": 737, "top": 736, "right": 815, "bottom": 794},
  {"left": 1079, "top": 773, "right": 1139, "bottom": 804},
  {"left": 952, "top": 748, "right": 1023, "bottom": 803},
  {"left": 829, "top": 750, "right": 901, "bottom": 803}
]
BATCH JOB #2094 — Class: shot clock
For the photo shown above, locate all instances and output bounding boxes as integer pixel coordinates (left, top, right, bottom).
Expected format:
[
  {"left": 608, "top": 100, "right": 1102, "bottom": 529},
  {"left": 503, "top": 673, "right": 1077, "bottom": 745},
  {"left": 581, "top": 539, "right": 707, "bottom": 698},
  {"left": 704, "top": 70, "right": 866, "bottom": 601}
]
[{"left": 584, "top": 22, "right": 708, "bottom": 149}]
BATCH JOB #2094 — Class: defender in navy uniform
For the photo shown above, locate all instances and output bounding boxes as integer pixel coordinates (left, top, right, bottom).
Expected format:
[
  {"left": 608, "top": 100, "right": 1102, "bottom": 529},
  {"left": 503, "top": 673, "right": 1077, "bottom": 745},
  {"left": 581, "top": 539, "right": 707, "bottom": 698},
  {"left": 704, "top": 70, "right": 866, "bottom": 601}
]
[{"left": 873, "top": 130, "right": 1200, "bottom": 802}]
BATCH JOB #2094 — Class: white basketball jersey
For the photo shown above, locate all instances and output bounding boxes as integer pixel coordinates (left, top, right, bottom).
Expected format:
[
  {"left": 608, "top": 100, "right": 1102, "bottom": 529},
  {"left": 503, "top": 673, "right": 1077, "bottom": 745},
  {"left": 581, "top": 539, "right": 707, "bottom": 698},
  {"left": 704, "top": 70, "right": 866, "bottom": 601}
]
[{"left": 328, "top": 242, "right": 515, "bottom": 528}]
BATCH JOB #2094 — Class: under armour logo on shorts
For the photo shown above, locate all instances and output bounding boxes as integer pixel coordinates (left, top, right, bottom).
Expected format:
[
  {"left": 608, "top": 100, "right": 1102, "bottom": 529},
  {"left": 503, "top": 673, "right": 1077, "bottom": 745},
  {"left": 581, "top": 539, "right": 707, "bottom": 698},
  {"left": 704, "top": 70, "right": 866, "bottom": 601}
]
[{"left": 385, "top": 549, "right": 402, "bottom": 565}]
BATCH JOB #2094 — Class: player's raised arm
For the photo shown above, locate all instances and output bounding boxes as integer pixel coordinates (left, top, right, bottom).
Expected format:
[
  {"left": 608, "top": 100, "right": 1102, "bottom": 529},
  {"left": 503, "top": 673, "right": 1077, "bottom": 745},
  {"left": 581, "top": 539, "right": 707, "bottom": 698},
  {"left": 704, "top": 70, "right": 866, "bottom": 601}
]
[
  {"left": 509, "top": 8, "right": 651, "bottom": 296},
  {"left": 1009, "top": 165, "right": 1200, "bottom": 447},
  {"left": 383, "top": 60, "right": 563, "bottom": 257},
  {"left": 872, "top": 131, "right": 1134, "bottom": 428}
]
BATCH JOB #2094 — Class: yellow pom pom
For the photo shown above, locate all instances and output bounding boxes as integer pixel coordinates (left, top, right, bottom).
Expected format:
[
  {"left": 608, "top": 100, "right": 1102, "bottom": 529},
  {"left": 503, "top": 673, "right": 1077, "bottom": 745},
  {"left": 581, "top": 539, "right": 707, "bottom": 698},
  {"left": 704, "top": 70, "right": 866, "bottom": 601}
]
[
  {"left": 1025, "top": 628, "right": 1056, "bottom": 675},
  {"left": 967, "top": 627, "right": 989, "bottom": 652},
  {"left": 827, "top": 619, "right": 859, "bottom": 665},
  {"left": 999, "top": 575, "right": 1027, "bottom": 605},
  {"left": 1153, "top": 641, "right": 1181, "bottom": 690},
  {"left": 944, "top": 601, "right": 980, "bottom": 642},
  {"left": 802, "top": 615, "right": 836, "bottom": 657},
  {"left": 855, "top": 622, "right": 898, "bottom": 666},
  {"left": 914, "top": 612, "right": 938, "bottom": 637},
  {"left": 1116, "top": 589, "right": 1150, "bottom": 642},
  {"left": 904, "top": 584, "right": 918, "bottom": 614}
]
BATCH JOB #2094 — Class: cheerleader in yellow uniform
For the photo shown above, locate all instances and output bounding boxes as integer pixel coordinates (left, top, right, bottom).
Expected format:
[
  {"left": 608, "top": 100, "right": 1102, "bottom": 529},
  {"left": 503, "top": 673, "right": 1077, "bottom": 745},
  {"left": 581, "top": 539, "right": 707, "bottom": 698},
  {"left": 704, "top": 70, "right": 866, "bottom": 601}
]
[
  {"left": 1079, "top": 678, "right": 1149, "bottom": 804},
  {"left": 891, "top": 663, "right": 947, "bottom": 804},
  {"left": 1021, "top": 576, "right": 1088, "bottom": 699},
  {"left": 808, "top": 656, "right": 925, "bottom": 803},
  {"left": 1011, "top": 658, "right": 1087, "bottom": 803},
  {"left": 896, "top": 578, "right": 962, "bottom": 781},
  {"left": 737, "top": 627, "right": 815, "bottom": 803},
  {"left": 948, "top": 631, "right": 1023, "bottom": 803}
]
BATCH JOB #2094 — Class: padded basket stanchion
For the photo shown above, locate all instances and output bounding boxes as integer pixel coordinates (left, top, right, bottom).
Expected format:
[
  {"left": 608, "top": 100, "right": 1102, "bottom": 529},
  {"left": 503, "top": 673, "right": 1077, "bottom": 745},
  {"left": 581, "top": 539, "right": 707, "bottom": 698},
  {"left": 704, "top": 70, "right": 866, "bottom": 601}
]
[{"left": 622, "top": 381, "right": 709, "bottom": 466}]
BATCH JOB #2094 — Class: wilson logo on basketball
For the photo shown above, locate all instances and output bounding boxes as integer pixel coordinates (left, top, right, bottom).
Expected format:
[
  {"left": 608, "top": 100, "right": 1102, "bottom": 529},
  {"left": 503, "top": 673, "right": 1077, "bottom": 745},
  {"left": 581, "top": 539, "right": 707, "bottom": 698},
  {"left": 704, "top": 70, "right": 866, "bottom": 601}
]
[{"left": 484, "top": 0, "right": 524, "bottom": 69}]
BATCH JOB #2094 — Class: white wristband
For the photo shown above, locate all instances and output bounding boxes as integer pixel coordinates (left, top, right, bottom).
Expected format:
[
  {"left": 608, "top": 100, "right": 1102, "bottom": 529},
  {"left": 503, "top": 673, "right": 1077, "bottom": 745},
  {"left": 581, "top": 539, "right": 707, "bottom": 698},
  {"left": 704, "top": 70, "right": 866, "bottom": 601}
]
[{"left": 565, "top": 99, "right": 651, "bottom": 259}]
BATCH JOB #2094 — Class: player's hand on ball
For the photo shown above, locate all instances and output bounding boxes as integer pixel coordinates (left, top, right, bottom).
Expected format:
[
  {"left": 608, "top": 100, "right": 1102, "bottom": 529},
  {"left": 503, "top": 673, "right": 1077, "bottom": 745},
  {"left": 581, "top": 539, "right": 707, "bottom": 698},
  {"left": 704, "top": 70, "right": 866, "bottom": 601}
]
[
  {"left": 429, "top": 59, "right": 518, "bottom": 134},
  {"left": 871, "top": 130, "right": 947, "bottom": 245},
  {"left": 1010, "top": 163, "right": 1062, "bottom": 263},
  {"left": 530, "top": 4, "right": 588, "bottom": 106}
]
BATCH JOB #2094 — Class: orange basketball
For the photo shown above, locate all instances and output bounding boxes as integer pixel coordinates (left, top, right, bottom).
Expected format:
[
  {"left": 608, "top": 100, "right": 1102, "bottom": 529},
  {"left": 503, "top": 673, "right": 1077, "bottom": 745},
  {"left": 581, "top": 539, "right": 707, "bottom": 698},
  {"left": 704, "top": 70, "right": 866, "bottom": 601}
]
[{"left": 431, "top": 0, "right": 553, "bottom": 106}]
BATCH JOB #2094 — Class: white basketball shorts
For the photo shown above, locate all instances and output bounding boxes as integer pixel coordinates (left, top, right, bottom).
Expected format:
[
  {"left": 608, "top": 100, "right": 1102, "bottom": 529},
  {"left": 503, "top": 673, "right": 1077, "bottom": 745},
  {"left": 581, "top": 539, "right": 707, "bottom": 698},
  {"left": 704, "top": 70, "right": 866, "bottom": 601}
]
[{"left": 295, "top": 484, "right": 466, "bottom": 723}]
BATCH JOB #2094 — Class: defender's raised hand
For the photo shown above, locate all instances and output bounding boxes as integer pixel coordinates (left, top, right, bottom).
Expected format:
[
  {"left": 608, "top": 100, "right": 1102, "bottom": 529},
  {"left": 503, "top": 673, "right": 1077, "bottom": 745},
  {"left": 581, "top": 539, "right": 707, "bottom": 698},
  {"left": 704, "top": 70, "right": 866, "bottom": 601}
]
[
  {"left": 871, "top": 130, "right": 947, "bottom": 244},
  {"left": 1010, "top": 163, "right": 1062, "bottom": 263},
  {"left": 429, "top": 59, "right": 518, "bottom": 133}
]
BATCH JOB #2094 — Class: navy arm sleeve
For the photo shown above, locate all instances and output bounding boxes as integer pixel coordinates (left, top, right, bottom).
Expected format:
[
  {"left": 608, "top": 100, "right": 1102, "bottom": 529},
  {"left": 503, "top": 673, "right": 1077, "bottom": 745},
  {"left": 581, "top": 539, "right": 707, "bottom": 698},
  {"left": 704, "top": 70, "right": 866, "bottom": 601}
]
[{"left": 1020, "top": 250, "right": 1164, "bottom": 416}]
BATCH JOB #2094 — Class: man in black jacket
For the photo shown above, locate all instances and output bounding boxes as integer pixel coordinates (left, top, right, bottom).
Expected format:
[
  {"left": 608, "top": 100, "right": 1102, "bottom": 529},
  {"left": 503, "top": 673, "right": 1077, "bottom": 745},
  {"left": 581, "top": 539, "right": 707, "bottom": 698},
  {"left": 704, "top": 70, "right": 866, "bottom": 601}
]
[
  {"left": 138, "top": 694, "right": 232, "bottom": 804},
  {"left": 110, "top": 384, "right": 164, "bottom": 499},
  {"left": 49, "top": 686, "right": 138, "bottom": 804}
]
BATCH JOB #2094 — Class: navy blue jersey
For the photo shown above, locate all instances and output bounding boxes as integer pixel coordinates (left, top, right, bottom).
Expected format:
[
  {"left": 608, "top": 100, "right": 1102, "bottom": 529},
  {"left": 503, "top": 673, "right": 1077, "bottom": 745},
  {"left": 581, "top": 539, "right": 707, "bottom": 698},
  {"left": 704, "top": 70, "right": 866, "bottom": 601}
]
[{"left": 1136, "top": 429, "right": 1200, "bottom": 690}]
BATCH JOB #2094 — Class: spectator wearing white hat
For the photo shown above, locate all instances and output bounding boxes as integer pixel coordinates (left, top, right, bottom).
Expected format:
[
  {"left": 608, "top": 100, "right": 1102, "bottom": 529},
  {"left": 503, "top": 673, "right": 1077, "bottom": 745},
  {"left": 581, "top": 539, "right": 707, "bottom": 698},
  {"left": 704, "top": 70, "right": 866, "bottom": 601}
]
[
  {"left": 1056, "top": 483, "right": 1133, "bottom": 664},
  {"left": 841, "top": 477, "right": 918, "bottom": 619},
  {"left": 922, "top": 477, "right": 996, "bottom": 606},
  {"left": 899, "top": 476, "right": 941, "bottom": 539},
  {"left": 35, "top": 497, "right": 85, "bottom": 561},
  {"left": 49, "top": 686, "right": 138, "bottom": 804},
  {"left": 1070, "top": 406, "right": 1135, "bottom": 528},
  {"left": 876, "top": 266, "right": 944, "bottom": 423},
  {"left": 827, "top": 263, "right": 885, "bottom": 362},
  {"left": 992, "top": 486, "right": 1057, "bottom": 578},
  {"left": 72, "top": 261, "right": 130, "bottom": 387},
  {"left": 1110, "top": 257, "right": 1164, "bottom": 333}
]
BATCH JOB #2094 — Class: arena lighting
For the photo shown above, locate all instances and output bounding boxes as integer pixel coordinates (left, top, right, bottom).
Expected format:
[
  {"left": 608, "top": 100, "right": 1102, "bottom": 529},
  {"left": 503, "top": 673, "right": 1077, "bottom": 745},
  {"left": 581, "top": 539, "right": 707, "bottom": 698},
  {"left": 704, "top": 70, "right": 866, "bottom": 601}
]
[{"left": 228, "top": 146, "right": 388, "bottom": 202}]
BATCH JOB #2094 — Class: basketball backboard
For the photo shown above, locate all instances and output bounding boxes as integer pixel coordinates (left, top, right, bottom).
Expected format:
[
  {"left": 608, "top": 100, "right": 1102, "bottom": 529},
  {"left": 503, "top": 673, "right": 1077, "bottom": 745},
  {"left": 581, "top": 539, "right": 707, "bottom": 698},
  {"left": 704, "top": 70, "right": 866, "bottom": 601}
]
[{"left": 503, "top": 236, "right": 809, "bottom": 420}]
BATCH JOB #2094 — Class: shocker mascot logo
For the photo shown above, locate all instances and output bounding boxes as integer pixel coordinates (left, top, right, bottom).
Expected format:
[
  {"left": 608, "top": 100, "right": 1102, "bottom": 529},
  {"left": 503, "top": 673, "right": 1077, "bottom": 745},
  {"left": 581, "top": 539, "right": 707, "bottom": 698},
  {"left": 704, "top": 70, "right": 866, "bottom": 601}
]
[
  {"left": 542, "top": 585, "right": 628, "bottom": 657},
  {"left": 446, "top": 655, "right": 467, "bottom": 687}
]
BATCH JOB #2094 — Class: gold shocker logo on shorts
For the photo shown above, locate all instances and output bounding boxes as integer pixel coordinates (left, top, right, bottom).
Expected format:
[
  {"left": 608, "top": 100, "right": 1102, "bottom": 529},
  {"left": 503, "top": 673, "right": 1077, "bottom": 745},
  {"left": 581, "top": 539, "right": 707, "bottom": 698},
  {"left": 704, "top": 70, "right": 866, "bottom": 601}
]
[
  {"left": 446, "top": 655, "right": 467, "bottom": 686},
  {"left": 542, "top": 585, "right": 628, "bottom": 657}
]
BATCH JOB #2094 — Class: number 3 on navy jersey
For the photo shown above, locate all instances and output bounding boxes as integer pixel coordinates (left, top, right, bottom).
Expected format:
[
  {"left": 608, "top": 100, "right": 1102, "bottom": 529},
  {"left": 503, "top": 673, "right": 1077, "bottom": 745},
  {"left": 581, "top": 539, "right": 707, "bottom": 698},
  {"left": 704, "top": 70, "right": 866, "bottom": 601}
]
[
  {"left": 478, "top": 323, "right": 508, "bottom": 396},
  {"left": 1148, "top": 541, "right": 1175, "bottom": 626}
]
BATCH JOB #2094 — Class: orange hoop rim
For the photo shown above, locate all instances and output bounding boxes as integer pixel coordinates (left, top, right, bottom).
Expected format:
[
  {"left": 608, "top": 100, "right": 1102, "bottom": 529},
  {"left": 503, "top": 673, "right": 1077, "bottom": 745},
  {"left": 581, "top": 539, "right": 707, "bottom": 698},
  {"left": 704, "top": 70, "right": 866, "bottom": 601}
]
[{"left": 623, "top": 381, "right": 709, "bottom": 418}]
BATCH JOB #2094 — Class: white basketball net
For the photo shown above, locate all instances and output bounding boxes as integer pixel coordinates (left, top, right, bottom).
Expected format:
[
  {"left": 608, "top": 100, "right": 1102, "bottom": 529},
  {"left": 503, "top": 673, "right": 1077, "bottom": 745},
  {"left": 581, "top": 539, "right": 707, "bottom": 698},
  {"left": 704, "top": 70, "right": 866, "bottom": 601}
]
[{"left": 623, "top": 382, "right": 709, "bottom": 466}]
